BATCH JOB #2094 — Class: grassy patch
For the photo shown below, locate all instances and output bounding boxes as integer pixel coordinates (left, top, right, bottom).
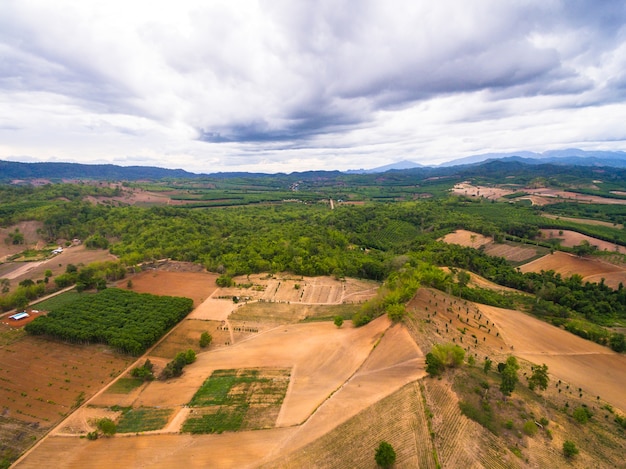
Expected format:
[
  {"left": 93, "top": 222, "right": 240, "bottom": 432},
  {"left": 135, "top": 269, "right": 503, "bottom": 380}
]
[
  {"left": 106, "top": 378, "right": 144, "bottom": 394},
  {"left": 31, "top": 290, "right": 86, "bottom": 312},
  {"left": 183, "top": 367, "right": 290, "bottom": 434},
  {"left": 116, "top": 407, "right": 173, "bottom": 433}
]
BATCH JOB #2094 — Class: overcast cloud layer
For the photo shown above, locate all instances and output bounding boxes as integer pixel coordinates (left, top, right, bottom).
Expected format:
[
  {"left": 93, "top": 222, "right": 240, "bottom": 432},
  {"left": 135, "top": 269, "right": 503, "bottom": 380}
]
[{"left": 1, "top": 1, "right": 626, "bottom": 173}]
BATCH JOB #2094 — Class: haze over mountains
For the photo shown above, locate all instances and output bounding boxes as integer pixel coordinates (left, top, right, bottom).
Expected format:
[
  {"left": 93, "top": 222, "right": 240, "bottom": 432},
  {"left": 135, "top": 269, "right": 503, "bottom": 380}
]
[{"left": 2, "top": 148, "right": 626, "bottom": 181}]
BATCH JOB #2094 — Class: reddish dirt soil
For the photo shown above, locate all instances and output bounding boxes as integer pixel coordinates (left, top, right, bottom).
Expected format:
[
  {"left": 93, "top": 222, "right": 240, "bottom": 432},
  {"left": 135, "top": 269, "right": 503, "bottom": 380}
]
[
  {"left": 478, "top": 303, "right": 626, "bottom": 413},
  {"left": 118, "top": 270, "right": 219, "bottom": 306},
  {"left": 441, "top": 230, "right": 538, "bottom": 262},
  {"left": 19, "top": 316, "right": 424, "bottom": 468},
  {"left": 0, "top": 332, "right": 132, "bottom": 426},
  {"left": 539, "top": 229, "right": 621, "bottom": 252},
  {"left": 519, "top": 251, "right": 626, "bottom": 287},
  {"left": 440, "top": 229, "right": 491, "bottom": 249}
]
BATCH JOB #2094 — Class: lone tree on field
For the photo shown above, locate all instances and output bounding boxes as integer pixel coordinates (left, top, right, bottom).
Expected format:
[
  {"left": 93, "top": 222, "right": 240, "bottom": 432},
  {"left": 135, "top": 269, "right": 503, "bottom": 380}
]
[
  {"left": 563, "top": 440, "right": 579, "bottom": 458},
  {"left": 334, "top": 316, "right": 344, "bottom": 328},
  {"left": 375, "top": 441, "right": 396, "bottom": 468},
  {"left": 199, "top": 331, "right": 212, "bottom": 348},
  {"left": 499, "top": 356, "right": 519, "bottom": 397},
  {"left": 528, "top": 363, "right": 549, "bottom": 391}
]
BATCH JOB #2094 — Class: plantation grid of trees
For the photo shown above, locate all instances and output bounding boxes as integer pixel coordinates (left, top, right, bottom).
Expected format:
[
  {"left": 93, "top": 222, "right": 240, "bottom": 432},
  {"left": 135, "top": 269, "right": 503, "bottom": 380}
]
[{"left": 25, "top": 289, "right": 193, "bottom": 355}]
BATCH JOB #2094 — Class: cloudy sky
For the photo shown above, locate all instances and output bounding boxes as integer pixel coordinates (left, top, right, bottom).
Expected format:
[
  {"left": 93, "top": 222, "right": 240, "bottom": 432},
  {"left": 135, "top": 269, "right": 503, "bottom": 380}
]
[{"left": 1, "top": 1, "right": 626, "bottom": 173}]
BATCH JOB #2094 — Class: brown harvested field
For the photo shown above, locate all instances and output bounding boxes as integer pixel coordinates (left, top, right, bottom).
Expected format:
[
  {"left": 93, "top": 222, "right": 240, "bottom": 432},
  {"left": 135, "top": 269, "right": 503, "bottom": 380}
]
[
  {"left": 483, "top": 241, "right": 540, "bottom": 262},
  {"left": 520, "top": 250, "right": 626, "bottom": 287},
  {"left": 527, "top": 188, "right": 626, "bottom": 205},
  {"left": 118, "top": 270, "right": 219, "bottom": 306},
  {"left": 149, "top": 319, "right": 223, "bottom": 359},
  {"left": 451, "top": 183, "right": 515, "bottom": 199},
  {"left": 0, "top": 330, "right": 132, "bottom": 459},
  {"left": 440, "top": 229, "right": 491, "bottom": 248},
  {"left": 441, "top": 230, "right": 542, "bottom": 262},
  {"left": 17, "top": 316, "right": 425, "bottom": 468},
  {"left": 539, "top": 229, "right": 622, "bottom": 252},
  {"left": 477, "top": 303, "right": 626, "bottom": 413}
]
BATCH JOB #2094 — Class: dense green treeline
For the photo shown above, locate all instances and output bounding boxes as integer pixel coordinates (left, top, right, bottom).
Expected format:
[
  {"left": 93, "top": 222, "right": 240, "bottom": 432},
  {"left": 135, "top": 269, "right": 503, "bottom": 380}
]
[{"left": 25, "top": 289, "right": 193, "bottom": 355}]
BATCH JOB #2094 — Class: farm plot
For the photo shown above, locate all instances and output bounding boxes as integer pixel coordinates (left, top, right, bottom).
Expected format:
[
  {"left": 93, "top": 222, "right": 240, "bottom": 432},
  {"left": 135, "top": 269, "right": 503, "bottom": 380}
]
[
  {"left": 0, "top": 333, "right": 132, "bottom": 460},
  {"left": 119, "top": 270, "right": 218, "bottom": 306},
  {"left": 478, "top": 303, "right": 626, "bottom": 413},
  {"left": 183, "top": 368, "right": 290, "bottom": 433},
  {"left": 539, "top": 229, "right": 621, "bottom": 252},
  {"left": 149, "top": 319, "right": 223, "bottom": 359},
  {"left": 519, "top": 251, "right": 625, "bottom": 284},
  {"left": 116, "top": 407, "right": 174, "bottom": 433},
  {"left": 441, "top": 229, "right": 491, "bottom": 248},
  {"left": 483, "top": 241, "right": 542, "bottom": 263},
  {"left": 217, "top": 274, "right": 378, "bottom": 305}
]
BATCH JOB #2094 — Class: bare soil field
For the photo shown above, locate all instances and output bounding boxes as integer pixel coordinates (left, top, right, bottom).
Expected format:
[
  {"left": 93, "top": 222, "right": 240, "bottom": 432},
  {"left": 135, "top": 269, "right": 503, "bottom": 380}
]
[
  {"left": 118, "top": 270, "right": 219, "bottom": 306},
  {"left": 217, "top": 273, "right": 378, "bottom": 305},
  {"left": 441, "top": 229, "right": 541, "bottom": 262},
  {"left": 17, "top": 315, "right": 425, "bottom": 468},
  {"left": 539, "top": 229, "right": 621, "bottom": 252},
  {"left": 483, "top": 242, "right": 539, "bottom": 262},
  {"left": 0, "top": 221, "right": 45, "bottom": 259},
  {"left": 528, "top": 188, "right": 626, "bottom": 205},
  {"left": 441, "top": 229, "right": 491, "bottom": 249},
  {"left": 1, "top": 245, "right": 116, "bottom": 291},
  {"left": 478, "top": 303, "right": 626, "bottom": 413},
  {"left": 451, "top": 183, "right": 515, "bottom": 199},
  {"left": 0, "top": 331, "right": 132, "bottom": 459},
  {"left": 519, "top": 251, "right": 626, "bottom": 287},
  {"left": 149, "top": 319, "right": 223, "bottom": 359}
]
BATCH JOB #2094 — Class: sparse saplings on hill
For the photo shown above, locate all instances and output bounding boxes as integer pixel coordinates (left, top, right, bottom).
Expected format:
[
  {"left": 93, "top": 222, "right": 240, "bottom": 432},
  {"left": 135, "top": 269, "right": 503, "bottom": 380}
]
[
  {"left": 425, "top": 343, "right": 465, "bottom": 377},
  {"left": 374, "top": 441, "right": 396, "bottom": 468},
  {"left": 527, "top": 363, "right": 549, "bottom": 391},
  {"left": 499, "top": 356, "right": 519, "bottom": 397}
]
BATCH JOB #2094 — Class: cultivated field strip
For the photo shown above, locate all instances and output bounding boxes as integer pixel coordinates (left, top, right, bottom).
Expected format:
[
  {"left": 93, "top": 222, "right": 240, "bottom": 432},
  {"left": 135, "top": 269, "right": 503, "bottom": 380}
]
[{"left": 423, "top": 378, "right": 516, "bottom": 469}]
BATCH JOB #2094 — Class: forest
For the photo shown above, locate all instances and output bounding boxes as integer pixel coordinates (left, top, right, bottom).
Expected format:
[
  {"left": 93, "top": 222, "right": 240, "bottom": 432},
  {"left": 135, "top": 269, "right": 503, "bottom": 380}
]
[{"left": 2, "top": 159, "right": 626, "bottom": 353}]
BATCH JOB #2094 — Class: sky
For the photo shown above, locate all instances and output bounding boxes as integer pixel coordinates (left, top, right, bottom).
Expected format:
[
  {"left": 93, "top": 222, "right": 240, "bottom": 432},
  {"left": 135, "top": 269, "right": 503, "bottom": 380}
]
[{"left": 1, "top": 1, "right": 626, "bottom": 174}]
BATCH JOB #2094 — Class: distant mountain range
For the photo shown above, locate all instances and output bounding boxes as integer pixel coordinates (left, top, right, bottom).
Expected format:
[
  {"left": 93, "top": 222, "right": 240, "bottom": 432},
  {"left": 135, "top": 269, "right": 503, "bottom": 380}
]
[
  {"left": 358, "top": 148, "right": 626, "bottom": 173},
  {"left": 2, "top": 149, "right": 626, "bottom": 181}
]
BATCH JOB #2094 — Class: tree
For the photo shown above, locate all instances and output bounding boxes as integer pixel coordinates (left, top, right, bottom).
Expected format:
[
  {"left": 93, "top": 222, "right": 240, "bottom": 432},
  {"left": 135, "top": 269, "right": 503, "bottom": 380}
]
[
  {"left": 386, "top": 303, "right": 406, "bottom": 322},
  {"left": 374, "top": 441, "right": 396, "bottom": 468},
  {"left": 425, "top": 352, "right": 445, "bottom": 377},
  {"left": 500, "top": 356, "right": 519, "bottom": 397},
  {"left": 528, "top": 363, "right": 549, "bottom": 391},
  {"left": 457, "top": 270, "right": 471, "bottom": 288},
  {"left": 333, "top": 316, "right": 344, "bottom": 328},
  {"left": 96, "top": 418, "right": 116, "bottom": 436},
  {"left": 483, "top": 358, "right": 492, "bottom": 374},
  {"left": 199, "top": 331, "right": 212, "bottom": 348},
  {"left": 563, "top": 440, "right": 579, "bottom": 458}
]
